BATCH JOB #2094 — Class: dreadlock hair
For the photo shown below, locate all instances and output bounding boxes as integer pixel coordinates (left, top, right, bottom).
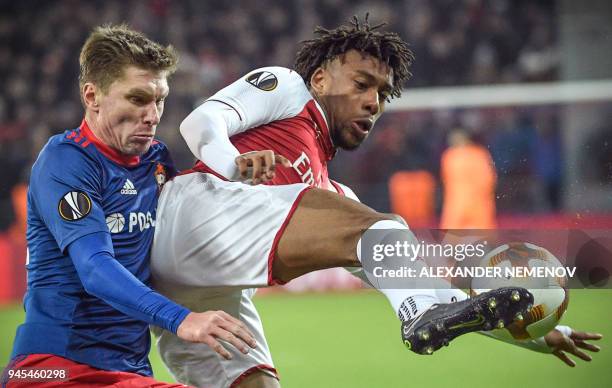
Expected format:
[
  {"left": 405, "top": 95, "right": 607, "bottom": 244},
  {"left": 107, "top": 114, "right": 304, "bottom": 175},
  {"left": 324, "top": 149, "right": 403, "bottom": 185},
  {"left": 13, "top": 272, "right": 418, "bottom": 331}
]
[{"left": 294, "top": 14, "right": 414, "bottom": 99}]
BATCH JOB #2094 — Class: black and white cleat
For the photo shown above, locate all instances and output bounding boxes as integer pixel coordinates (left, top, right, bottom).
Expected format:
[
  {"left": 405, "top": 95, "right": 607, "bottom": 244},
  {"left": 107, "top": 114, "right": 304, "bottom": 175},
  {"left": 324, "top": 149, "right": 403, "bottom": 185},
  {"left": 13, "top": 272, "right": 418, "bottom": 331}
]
[{"left": 401, "top": 287, "right": 533, "bottom": 355}]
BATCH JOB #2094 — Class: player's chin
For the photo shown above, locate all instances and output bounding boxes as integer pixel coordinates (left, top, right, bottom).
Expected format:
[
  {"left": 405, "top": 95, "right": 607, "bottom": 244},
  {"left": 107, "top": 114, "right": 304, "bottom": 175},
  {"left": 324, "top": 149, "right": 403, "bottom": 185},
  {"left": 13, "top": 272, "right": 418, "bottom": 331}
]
[
  {"left": 125, "top": 140, "right": 152, "bottom": 156},
  {"left": 338, "top": 130, "right": 367, "bottom": 150}
]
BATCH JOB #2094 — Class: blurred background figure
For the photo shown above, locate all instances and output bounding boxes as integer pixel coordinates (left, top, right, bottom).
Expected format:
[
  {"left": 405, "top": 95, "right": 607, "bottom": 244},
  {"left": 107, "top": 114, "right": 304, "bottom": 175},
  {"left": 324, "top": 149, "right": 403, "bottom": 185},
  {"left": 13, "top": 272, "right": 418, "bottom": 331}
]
[
  {"left": 389, "top": 170, "right": 436, "bottom": 228},
  {"left": 440, "top": 128, "right": 496, "bottom": 229}
]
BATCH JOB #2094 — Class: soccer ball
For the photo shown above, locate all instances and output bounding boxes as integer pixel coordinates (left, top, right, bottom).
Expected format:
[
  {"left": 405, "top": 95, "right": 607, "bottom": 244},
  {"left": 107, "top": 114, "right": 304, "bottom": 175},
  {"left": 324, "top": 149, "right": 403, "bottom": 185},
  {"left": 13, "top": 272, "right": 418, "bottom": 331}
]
[{"left": 471, "top": 242, "right": 569, "bottom": 340}]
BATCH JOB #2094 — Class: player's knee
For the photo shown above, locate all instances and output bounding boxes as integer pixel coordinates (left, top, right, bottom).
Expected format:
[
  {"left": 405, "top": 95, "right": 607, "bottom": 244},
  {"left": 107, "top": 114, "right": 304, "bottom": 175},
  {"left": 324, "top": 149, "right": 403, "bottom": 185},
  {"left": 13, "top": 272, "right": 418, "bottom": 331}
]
[{"left": 232, "top": 370, "right": 280, "bottom": 388}]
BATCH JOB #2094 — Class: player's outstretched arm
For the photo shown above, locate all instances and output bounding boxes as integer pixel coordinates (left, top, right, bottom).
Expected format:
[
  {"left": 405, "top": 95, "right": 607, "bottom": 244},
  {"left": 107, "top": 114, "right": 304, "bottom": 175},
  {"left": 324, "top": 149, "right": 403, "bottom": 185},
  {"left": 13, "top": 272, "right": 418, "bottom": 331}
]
[
  {"left": 177, "top": 311, "right": 257, "bottom": 360},
  {"left": 479, "top": 325, "right": 602, "bottom": 366},
  {"left": 68, "top": 232, "right": 257, "bottom": 359},
  {"left": 544, "top": 327, "right": 603, "bottom": 367}
]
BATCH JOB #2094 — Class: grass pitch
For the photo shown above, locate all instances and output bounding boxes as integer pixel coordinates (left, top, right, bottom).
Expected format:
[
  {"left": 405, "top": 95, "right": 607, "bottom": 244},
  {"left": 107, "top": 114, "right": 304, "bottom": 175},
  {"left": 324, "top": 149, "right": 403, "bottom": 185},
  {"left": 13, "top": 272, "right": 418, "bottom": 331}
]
[{"left": 1, "top": 290, "right": 610, "bottom": 388}]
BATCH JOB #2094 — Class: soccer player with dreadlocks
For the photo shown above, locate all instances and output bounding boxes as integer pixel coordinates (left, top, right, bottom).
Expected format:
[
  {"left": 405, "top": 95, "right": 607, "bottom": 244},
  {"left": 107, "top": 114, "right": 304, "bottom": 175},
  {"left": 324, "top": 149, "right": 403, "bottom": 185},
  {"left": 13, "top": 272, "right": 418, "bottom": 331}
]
[{"left": 150, "top": 16, "right": 534, "bottom": 388}]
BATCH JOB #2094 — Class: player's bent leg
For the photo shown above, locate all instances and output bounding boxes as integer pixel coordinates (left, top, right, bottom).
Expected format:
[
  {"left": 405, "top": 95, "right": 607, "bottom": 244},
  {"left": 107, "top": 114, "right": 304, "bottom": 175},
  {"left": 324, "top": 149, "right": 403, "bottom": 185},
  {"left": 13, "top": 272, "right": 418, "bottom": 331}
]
[
  {"left": 272, "top": 188, "right": 441, "bottom": 319},
  {"left": 272, "top": 188, "right": 442, "bottom": 325},
  {"left": 272, "top": 188, "right": 534, "bottom": 355},
  {"left": 231, "top": 370, "right": 281, "bottom": 388}
]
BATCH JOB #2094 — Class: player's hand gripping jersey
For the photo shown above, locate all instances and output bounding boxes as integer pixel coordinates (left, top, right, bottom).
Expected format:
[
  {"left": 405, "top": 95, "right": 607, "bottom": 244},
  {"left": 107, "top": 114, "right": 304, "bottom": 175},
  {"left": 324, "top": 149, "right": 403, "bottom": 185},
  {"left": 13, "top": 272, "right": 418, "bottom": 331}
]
[
  {"left": 181, "top": 66, "right": 347, "bottom": 192},
  {"left": 11, "top": 120, "right": 189, "bottom": 376}
]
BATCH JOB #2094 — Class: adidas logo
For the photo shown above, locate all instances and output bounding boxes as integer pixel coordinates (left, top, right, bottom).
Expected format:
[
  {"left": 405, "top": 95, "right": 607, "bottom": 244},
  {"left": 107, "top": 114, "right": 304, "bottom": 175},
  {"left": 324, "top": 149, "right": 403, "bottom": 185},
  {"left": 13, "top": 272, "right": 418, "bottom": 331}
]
[{"left": 120, "top": 179, "right": 138, "bottom": 195}]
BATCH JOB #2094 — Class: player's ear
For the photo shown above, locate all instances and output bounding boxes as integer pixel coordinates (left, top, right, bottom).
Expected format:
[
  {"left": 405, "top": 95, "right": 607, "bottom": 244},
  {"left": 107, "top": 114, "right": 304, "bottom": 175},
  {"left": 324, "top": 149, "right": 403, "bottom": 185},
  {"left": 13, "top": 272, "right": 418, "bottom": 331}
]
[
  {"left": 310, "top": 67, "right": 328, "bottom": 95},
  {"left": 82, "top": 83, "right": 100, "bottom": 112}
]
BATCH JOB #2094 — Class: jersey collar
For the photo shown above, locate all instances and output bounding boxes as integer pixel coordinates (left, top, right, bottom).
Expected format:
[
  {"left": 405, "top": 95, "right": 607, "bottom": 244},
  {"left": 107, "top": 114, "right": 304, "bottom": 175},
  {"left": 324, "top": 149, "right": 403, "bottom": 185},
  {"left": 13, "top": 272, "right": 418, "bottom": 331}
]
[
  {"left": 305, "top": 99, "right": 336, "bottom": 160},
  {"left": 80, "top": 119, "right": 141, "bottom": 167}
]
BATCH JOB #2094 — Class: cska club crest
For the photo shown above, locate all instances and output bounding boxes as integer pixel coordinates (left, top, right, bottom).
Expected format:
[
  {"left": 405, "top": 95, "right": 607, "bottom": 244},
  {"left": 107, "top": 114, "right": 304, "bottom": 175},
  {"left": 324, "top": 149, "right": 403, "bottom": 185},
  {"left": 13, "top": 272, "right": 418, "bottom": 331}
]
[{"left": 154, "top": 162, "right": 167, "bottom": 191}]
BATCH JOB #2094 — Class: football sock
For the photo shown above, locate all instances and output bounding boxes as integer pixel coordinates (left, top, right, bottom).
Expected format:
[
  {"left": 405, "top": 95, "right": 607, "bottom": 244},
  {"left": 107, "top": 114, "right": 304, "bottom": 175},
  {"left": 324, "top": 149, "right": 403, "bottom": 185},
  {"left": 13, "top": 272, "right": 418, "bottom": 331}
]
[{"left": 356, "top": 220, "right": 439, "bottom": 322}]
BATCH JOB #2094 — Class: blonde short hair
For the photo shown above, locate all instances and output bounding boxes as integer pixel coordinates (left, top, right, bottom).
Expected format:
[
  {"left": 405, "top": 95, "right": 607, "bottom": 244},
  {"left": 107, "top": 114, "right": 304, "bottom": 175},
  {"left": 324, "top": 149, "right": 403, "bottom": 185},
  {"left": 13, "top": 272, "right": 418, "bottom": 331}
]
[{"left": 79, "top": 24, "right": 178, "bottom": 94}]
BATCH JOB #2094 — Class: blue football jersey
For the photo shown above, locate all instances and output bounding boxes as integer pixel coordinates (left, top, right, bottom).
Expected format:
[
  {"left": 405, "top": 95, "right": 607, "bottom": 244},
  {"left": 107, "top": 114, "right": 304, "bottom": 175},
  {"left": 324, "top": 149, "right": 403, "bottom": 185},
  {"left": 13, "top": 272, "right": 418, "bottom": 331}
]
[{"left": 11, "top": 120, "right": 178, "bottom": 375}]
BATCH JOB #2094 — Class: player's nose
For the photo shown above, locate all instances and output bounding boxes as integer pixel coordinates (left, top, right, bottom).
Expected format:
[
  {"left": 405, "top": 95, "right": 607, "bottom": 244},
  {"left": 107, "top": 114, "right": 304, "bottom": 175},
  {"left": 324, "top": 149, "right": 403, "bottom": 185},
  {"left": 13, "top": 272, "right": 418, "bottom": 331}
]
[
  {"left": 362, "top": 89, "right": 380, "bottom": 116},
  {"left": 143, "top": 102, "right": 161, "bottom": 126}
]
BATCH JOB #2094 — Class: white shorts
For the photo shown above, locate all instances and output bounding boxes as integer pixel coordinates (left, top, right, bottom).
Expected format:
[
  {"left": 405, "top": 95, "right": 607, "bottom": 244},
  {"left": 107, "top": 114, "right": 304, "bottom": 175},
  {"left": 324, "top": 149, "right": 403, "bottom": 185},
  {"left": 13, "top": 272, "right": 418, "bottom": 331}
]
[
  {"left": 152, "top": 172, "right": 309, "bottom": 289},
  {"left": 151, "top": 172, "right": 310, "bottom": 387}
]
